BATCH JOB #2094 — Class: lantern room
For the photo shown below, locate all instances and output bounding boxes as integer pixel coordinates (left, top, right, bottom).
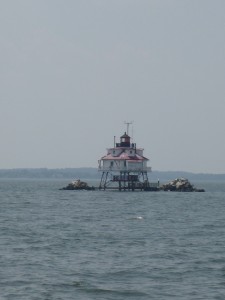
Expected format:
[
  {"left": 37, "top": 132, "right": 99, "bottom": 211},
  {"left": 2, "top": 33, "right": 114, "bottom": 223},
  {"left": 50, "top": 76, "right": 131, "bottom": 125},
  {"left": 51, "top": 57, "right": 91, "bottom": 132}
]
[{"left": 116, "top": 132, "right": 131, "bottom": 148}]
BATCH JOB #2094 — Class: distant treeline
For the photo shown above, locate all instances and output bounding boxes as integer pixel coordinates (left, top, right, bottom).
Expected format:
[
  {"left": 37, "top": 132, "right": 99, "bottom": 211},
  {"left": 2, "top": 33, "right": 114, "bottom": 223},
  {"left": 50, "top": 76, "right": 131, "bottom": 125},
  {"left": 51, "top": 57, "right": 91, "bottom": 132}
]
[
  {"left": 0, "top": 168, "right": 224, "bottom": 181},
  {"left": 150, "top": 171, "right": 225, "bottom": 182},
  {"left": 0, "top": 168, "right": 98, "bottom": 179}
]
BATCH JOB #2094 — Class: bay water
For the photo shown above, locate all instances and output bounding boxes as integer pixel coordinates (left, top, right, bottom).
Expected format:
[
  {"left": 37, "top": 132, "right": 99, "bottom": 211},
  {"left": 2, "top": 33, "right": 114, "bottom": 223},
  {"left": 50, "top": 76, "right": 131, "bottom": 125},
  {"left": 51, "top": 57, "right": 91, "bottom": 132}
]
[{"left": 1, "top": 179, "right": 225, "bottom": 299}]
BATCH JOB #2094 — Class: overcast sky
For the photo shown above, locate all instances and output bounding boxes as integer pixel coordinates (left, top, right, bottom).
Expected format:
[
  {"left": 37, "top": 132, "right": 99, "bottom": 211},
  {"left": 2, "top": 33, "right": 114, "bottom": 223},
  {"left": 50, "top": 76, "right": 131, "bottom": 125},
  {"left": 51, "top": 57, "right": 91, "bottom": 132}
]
[{"left": 0, "top": 0, "right": 225, "bottom": 173}]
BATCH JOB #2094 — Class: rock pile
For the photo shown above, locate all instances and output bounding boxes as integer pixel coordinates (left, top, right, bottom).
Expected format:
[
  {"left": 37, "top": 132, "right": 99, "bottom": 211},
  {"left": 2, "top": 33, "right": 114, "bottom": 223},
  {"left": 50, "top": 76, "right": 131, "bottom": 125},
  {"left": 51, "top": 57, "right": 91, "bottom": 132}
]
[
  {"left": 160, "top": 178, "right": 205, "bottom": 192},
  {"left": 60, "top": 179, "right": 95, "bottom": 190}
]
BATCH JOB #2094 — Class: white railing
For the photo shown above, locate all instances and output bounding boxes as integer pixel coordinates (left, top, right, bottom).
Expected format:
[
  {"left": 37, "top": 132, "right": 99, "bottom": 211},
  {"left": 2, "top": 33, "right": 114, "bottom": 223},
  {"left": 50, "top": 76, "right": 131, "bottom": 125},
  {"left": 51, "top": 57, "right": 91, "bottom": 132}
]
[{"left": 98, "top": 166, "right": 151, "bottom": 172}]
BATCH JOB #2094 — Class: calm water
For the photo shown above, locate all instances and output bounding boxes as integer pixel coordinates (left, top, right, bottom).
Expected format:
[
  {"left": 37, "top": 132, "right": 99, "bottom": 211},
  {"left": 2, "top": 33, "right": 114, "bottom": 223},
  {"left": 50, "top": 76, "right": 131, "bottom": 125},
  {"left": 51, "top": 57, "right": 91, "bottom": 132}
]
[{"left": 1, "top": 179, "right": 225, "bottom": 300}]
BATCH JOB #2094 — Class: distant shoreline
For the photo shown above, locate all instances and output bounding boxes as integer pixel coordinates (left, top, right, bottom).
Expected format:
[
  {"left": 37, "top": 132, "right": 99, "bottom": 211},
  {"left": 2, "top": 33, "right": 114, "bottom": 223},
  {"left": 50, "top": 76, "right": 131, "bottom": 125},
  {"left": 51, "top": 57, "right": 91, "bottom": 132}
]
[{"left": 0, "top": 168, "right": 224, "bottom": 181}]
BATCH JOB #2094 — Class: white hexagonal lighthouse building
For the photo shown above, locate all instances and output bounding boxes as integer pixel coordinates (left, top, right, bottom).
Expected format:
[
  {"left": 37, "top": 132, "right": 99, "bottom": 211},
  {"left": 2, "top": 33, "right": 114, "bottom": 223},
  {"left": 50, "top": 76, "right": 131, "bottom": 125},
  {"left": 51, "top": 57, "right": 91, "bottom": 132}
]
[{"left": 98, "top": 129, "right": 152, "bottom": 191}]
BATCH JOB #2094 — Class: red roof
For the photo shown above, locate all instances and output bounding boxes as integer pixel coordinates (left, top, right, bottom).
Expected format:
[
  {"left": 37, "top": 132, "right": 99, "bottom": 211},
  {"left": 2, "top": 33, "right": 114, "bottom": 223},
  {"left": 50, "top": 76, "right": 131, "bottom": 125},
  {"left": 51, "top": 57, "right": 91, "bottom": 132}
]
[
  {"left": 120, "top": 132, "right": 130, "bottom": 138},
  {"left": 101, "top": 152, "right": 148, "bottom": 161}
]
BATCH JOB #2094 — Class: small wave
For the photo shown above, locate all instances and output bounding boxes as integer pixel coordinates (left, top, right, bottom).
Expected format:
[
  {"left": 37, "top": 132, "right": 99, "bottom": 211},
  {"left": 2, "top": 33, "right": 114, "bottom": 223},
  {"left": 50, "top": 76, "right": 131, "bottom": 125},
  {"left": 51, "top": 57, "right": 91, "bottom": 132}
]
[
  {"left": 71, "top": 279, "right": 148, "bottom": 297},
  {"left": 81, "top": 286, "right": 148, "bottom": 297},
  {"left": 129, "top": 216, "right": 144, "bottom": 220}
]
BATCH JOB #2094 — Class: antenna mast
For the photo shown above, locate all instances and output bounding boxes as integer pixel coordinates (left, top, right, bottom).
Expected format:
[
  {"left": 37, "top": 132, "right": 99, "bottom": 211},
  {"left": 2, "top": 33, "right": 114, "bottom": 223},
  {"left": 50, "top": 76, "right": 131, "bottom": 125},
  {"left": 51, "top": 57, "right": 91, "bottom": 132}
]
[{"left": 124, "top": 121, "right": 133, "bottom": 136}]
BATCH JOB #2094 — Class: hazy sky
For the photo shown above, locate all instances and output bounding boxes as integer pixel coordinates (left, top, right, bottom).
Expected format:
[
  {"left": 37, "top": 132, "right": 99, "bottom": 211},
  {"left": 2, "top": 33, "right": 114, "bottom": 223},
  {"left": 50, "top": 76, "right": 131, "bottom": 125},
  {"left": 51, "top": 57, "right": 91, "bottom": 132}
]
[{"left": 0, "top": 0, "right": 225, "bottom": 173}]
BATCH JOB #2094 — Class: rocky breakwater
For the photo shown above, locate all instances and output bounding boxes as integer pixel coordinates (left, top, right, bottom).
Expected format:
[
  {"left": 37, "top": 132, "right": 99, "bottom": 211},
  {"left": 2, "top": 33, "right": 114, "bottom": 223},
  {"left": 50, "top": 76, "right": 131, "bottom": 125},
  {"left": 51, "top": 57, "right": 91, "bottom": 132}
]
[
  {"left": 60, "top": 179, "right": 95, "bottom": 191},
  {"left": 160, "top": 178, "right": 205, "bottom": 192}
]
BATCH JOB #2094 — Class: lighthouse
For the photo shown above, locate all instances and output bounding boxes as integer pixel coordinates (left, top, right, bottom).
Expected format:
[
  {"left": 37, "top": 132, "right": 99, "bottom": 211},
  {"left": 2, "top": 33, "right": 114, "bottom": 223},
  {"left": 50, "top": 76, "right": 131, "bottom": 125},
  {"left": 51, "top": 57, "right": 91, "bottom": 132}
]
[{"left": 98, "top": 128, "right": 152, "bottom": 191}]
